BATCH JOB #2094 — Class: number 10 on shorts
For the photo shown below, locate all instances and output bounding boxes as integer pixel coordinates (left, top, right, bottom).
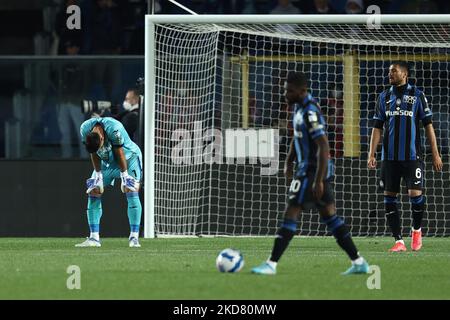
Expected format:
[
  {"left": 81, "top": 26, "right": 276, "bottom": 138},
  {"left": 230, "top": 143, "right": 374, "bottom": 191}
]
[{"left": 289, "top": 179, "right": 301, "bottom": 199}]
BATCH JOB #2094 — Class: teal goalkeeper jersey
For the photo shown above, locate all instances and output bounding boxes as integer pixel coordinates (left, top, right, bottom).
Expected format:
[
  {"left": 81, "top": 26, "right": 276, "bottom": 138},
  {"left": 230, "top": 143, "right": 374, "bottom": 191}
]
[{"left": 80, "top": 117, "right": 142, "bottom": 167}]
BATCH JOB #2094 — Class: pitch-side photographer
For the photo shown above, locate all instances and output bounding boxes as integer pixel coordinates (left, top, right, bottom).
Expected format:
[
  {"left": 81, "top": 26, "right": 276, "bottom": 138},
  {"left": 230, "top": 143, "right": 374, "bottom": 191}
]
[{"left": 113, "top": 88, "right": 142, "bottom": 142}]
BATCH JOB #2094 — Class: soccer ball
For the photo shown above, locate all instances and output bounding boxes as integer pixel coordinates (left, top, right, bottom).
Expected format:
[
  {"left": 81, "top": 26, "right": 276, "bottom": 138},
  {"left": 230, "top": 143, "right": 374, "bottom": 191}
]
[{"left": 216, "top": 248, "right": 244, "bottom": 273}]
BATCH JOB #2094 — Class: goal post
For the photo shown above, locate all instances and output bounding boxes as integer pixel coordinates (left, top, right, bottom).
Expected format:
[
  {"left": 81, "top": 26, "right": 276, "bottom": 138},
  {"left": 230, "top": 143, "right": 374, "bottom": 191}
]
[{"left": 144, "top": 14, "right": 450, "bottom": 238}]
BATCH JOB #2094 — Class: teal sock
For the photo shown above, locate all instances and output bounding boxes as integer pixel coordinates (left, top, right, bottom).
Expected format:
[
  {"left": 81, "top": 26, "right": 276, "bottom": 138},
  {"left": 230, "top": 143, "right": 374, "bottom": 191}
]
[
  {"left": 87, "top": 195, "right": 102, "bottom": 233},
  {"left": 126, "top": 192, "right": 142, "bottom": 234}
]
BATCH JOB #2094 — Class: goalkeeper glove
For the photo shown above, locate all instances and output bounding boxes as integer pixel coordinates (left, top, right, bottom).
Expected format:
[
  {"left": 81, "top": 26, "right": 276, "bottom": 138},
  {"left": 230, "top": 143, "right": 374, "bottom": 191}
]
[
  {"left": 86, "top": 171, "right": 104, "bottom": 194},
  {"left": 120, "top": 170, "right": 139, "bottom": 193}
]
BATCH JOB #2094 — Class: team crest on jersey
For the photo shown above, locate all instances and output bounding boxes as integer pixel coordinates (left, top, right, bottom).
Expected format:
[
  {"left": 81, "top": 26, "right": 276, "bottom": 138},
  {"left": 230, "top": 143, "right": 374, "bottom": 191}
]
[
  {"left": 403, "top": 95, "right": 417, "bottom": 105},
  {"left": 294, "top": 111, "right": 303, "bottom": 126},
  {"left": 308, "top": 111, "right": 318, "bottom": 123},
  {"left": 396, "top": 98, "right": 402, "bottom": 106}
]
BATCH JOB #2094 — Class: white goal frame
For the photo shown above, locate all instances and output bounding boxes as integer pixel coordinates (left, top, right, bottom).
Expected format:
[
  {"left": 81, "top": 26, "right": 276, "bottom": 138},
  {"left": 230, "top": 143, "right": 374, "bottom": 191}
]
[{"left": 144, "top": 14, "right": 450, "bottom": 238}]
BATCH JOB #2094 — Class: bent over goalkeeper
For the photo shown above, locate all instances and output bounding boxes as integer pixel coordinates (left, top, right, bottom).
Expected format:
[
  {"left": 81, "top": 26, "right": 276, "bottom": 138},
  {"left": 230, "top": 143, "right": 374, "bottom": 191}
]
[{"left": 76, "top": 117, "right": 143, "bottom": 248}]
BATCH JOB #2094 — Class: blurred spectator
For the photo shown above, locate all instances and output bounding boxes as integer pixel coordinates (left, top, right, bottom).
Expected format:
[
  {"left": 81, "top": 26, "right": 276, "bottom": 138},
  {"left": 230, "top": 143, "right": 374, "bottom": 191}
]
[
  {"left": 270, "top": 0, "right": 301, "bottom": 14},
  {"left": 310, "top": 0, "right": 338, "bottom": 14},
  {"left": 82, "top": 0, "right": 123, "bottom": 107},
  {"left": 345, "top": 0, "right": 365, "bottom": 13},
  {"left": 205, "top": 0, "right": 250, "bottom": 14},
  {"left": 270, "top": 0, "right": 301, "bottom": 35},
  {"left": 113, "top": 88, "right": 141, "bottom": 141},
  {"left": 123, "top": 0, "right": 147, "bottom": 54},
  {"left": 54, "top": 0, "right": 84, "bottom": 55},
  {"left": 153, "top": 0, "right": 162, "bottom": 13},
  {"left": 241, "top": 0, "right": 258, "bottom": 14},
  {"left": 86, "top": 0, "right": 123, "bottom": 54},
  {"left": 400, "top": 0, "right": 438, "bottom": 13},
  {"left": 57, "top": 39, "right": 88, "bottom": 158}
]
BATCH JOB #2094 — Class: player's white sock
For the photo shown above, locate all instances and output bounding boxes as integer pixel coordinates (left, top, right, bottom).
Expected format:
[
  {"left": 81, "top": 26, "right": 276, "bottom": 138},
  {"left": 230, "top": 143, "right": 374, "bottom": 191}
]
[
  {"left": 412, "top": 227, "right": 421, "bottom": 232},
  {"left": 396, "top": 239, "right": 405, "bottom": 245},
  {"left": 352, "top": 257, "right": 365, "bottom": 265},
  {"left": 90, "top": 232, "right": 99, "bottom": 241},
  {"left": 129, "top": 232, "right": 139, "bottom": 239},
  {"left": 266, "top": 260, "right": 277, "bottom": 270}
]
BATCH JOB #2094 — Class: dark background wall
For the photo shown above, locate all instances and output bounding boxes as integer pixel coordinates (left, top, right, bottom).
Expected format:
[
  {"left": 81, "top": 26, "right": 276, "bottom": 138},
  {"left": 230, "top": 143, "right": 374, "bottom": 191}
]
[
  {"left": 1, "top": 160, "right": 140, "bottom": 237},
  {"left": 2, "top": 157, "right": 449, "bottom": 237}
]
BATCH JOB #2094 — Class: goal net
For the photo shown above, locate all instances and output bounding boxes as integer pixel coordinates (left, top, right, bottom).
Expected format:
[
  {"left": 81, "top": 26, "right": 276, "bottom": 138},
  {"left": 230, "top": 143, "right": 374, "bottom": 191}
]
[{"left": 144, "top": 15, "right": 450, "bottom": 238}]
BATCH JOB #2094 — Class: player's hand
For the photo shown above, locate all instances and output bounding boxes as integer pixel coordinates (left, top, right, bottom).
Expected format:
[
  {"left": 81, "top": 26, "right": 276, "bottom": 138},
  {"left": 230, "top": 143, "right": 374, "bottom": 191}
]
[
  {"left": 367, "top": 155, "right": 377, "bottom": 169},
  {"left": 312, "top": 180, "right": 324, "bottom": 201},
  {"left": 284, "top": 161, "right": 294, "bottom": 180},
  {"left": 120, "top": 171, "right": 139, "bottom": 193},
  {"left": 432, "top": 153, "right": 443, "bottom": 172},
  {"left": 86, "top": 171, "right": 104, "bottom": 194}
]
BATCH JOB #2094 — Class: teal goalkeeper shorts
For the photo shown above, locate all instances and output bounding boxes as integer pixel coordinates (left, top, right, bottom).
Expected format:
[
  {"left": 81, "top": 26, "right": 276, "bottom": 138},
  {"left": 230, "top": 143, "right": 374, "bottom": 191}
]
[{"left": 91, "top": 155, "right": 143, "bottom": 187}]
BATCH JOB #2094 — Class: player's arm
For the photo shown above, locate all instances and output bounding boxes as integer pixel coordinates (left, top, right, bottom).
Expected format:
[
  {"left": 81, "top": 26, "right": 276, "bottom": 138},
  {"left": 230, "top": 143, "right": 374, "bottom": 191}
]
[
  {"left": 284, "top": 138, "right": 296, "bottom": 180},
  {"left": 424, "top": 124, "right": 443, "bottom": 172},
  {"left": 304, "top": 109, "right": 328, "bottom": 200},
  {"left": 82, "top": 122, "right": 104, "bottom": 194},
  {"left": 112, "top": 146, "right": 128, "bottom": 173},
  {"left": 312, "top": 134, "right": 329, "bottom": 200},
  {"left": 368, "top": 127, "right": 382, "bottom": 169},
  {"left": 86, "top": 153, "right": 104, "bottom": 194},
  {"left": 418, "top": 92, "right": 443, "bottom": 172},
  {"left": 112, "top": 145, "right": 139, "bottom": 192},
  {"left": 368, "top": 93, "right": 385, "bottom": 169},
  {"left": 110, "top": 127, "right": 140, "bottom": 192},
  {"left": 90, "top": 152, "right": 102, "bottom": 172}
]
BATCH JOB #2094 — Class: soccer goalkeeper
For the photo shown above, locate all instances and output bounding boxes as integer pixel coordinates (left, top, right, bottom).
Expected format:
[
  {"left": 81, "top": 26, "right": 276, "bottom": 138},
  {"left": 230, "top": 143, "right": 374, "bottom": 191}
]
[{"left": 75, "top": 117, "right": 143, "bottom": 248}]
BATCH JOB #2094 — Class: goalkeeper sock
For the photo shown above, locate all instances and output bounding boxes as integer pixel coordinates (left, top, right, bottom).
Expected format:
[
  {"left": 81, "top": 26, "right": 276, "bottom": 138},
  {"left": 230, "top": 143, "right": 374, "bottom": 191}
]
[
  {"left": 322, "top": 215, "right": 359, "bottom": 260},
  {"left": 269, "top": 218, "right": 297, "bottom": 262},
  {"left": 126, "top": 192, "right": 142, "bottom": 237},
  {"left": 87, "top": 195, "right": 102, "bottom": 240},
  {"left": 410, "top": 195, "right": 425, "bottom": 231},
  {"left": 385, "top": 195, "right": 402, "bottom": 241}
]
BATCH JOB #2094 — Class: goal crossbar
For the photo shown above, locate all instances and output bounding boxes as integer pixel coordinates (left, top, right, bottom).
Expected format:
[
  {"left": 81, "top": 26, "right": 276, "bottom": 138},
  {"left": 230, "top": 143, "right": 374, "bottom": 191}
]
[{"left": 146, "top": 14, "right": 450, "bottom": 25}]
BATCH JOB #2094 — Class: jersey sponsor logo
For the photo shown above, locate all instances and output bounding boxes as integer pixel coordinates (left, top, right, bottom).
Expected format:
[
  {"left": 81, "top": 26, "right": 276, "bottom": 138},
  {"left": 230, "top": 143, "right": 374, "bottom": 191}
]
[
  {"left": 97, "top": 143, "right": 112, "bottom": 161},
  {"left": 403, "top": 95, "right": 417, "bottom": 105},
  {"left": 385, "top": 109, "right": 414, "bottom": 117}
]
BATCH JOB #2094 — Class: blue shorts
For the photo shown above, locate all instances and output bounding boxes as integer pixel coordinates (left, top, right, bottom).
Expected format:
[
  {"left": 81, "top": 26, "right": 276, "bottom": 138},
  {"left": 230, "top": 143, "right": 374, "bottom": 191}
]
[{"left": 91, "top": 155, "right": 143, "bottom": 187}]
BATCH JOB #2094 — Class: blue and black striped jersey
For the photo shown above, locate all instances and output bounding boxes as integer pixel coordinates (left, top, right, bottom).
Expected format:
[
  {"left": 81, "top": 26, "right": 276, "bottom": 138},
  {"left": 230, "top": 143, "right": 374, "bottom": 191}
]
[
  {"left": 373, "top": 84, "right": 432, "bottom": 161},
  {"left": 292, "top": 93, "right": 334, "bottom": 178}
]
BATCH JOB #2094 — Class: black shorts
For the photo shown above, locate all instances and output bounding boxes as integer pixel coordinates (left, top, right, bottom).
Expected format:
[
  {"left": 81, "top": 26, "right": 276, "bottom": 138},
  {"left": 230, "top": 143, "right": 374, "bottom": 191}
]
[
  {"left": 287, "top": 173, "right": 335, "bottom": 210},
  {"left": 380, "top": 160, "right": 424, "bottom": 193}
]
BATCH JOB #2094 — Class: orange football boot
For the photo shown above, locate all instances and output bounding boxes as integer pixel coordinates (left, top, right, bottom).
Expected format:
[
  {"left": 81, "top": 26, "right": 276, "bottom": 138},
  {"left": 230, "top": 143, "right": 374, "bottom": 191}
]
[
  {"left": 389, "top": 241, "right": 407, "bottom": 252},
  {"left": 411, "top": 229, "right": 423, "bottom": 251}
]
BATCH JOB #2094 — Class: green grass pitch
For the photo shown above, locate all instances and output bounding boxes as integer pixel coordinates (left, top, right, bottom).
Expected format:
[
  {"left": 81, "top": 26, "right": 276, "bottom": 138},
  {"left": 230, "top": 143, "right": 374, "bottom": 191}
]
[{"left": 1, "top": 237, "right": 449, "bottom": 300}]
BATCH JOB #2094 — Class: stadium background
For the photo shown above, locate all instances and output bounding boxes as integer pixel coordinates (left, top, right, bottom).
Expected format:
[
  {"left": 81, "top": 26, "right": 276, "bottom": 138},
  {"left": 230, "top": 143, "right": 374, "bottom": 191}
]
[{"left": 1, "top": 0, "right": 449, "bottom": 237}]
